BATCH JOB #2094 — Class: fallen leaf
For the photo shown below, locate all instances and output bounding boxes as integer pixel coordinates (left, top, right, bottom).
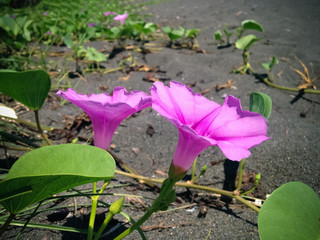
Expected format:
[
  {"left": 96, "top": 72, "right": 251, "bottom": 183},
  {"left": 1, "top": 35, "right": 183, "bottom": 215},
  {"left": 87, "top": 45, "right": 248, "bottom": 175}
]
[
  {"left": 216, "top": 79, "right": 235, "bottom": 91},
  {"left": 118, "top": 73, "right": 131, "bottom": 81}
]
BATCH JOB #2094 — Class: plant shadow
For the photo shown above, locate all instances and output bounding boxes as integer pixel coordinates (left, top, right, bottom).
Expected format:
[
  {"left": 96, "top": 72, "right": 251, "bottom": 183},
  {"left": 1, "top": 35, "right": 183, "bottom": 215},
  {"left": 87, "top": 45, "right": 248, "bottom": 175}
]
[{"left": 61, "top": 212, "right": 128, "bottom": 240}]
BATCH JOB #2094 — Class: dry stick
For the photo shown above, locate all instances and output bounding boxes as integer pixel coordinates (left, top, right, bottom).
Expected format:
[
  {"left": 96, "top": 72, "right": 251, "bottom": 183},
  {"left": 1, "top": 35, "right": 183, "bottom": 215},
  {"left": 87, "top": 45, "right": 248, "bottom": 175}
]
[
  {"left": 114, "top": 170, "right": 260, "bottom": 213},
  {"left": 0, "top": 115, "right": 55, "bottom": 132},
  {"left": 107, "top": 150, "right": 159, "bottom": 189}
]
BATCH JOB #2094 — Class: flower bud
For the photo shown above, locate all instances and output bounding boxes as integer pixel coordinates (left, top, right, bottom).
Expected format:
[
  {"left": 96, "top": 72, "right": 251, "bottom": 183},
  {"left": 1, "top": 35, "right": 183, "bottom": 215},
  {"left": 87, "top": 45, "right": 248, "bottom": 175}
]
[{"left": 109, "top": 197, "right": 124, "bottom": 215}]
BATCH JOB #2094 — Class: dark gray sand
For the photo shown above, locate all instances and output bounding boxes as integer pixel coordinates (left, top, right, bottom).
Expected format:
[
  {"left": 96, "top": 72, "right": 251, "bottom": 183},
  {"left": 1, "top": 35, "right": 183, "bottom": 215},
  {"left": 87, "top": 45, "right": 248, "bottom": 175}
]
[{"left": 1, "top": 0, "right": 319, "bottom": 239}]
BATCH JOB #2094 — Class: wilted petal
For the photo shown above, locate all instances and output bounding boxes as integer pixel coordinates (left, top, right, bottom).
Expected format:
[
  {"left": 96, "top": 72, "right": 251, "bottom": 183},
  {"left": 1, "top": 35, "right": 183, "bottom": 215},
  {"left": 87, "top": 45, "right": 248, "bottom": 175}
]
[{"left": 57, "top": 88, "right": 151, "bottom": 150}]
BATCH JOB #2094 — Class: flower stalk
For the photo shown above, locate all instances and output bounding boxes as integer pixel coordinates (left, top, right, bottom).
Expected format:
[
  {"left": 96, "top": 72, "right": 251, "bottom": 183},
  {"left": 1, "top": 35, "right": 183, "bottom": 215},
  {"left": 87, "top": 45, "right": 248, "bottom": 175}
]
[
  {"left": 235, "top": 159, "right": 245, "bottom": 192},
  {"left": 34, "top": 110, "right": 52, "bottom": 145},
  {"left": 114, "top": 177, "right": 178, "bottom": 240},
  {"left": 87, "top": 182, "right": 98, "bottom": 240}
]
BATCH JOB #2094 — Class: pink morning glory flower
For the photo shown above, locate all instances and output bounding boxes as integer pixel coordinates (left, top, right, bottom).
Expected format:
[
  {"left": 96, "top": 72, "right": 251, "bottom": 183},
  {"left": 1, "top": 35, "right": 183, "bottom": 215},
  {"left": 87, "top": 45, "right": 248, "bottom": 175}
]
[
  {"left": 104, "top": 11, "right": 116, "bottom": 16},
  {"left": 113, "top": 13, "right": 128, "bottom": 25},
  {"left": 150, "top": 81, "right": 270, "bottom": 175},
  {"left": 42, "top": 12, "right": 47, "bottom": 16},
  {"left": 57, "top": 88, "right": 152, "bottom": 150}
]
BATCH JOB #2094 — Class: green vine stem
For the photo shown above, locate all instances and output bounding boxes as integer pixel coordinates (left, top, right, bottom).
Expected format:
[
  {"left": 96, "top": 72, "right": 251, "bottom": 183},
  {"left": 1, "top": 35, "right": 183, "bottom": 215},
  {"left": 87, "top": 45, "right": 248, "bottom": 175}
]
[
  {"left": 262, "top": 77, "right": 320, "bottom": 94},
  {"left": 34, "top": 110, "right": 52, "bottom": 145},
  {"left": 114, "top": 169, "right": 260, "bottom": 213},
  {"left": 87, "top": 181, "right": 110, "bottom": 240},
  {"left": 114, "top": 178, "right": 177, "bottom": 240},
  {"left": 87, "top": 182, "right": 98, "bottom": 240},
  {"left": 93, "top": 212, "right": 113, "bottom": 240},
  {"left": 246, "top": 67, "right": 320, "bottom": 94},
  {"left": 191, "top": 158, "right": 198, "bottom": 183},
  {"left": 235, "top": 159, "right": 245, "bottom": 192}
]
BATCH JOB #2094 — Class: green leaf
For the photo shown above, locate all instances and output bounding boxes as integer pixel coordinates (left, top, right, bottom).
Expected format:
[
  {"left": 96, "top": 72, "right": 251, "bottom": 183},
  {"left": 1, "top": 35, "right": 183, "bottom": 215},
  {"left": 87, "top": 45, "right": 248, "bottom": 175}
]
[
  {"left": 144, "top": 22, "right": 157, "bottom": 32},
  {"left": 249, "top": 92, "right": 272, "bottom": 119},
  {"left": 214, "top": 30, "right": 222, "bottom": 41},
  {"left": 168, "top": 27, "right": 185, "bottom": 41},
  {"left": 258, "top": 182, "right": 320, "bottom": 240},
  {"left": 23, "top": 20, "right": 33, "bottom": 41},
  {"left": 0, "top": 144, "right": 115, "bottom": 213},
  {"left": 85, "top": 47, "right": 106, "bottom": 62},
  {"left": 235, "top": 34, "right": 260, "bottom": 51},
  {"left": 261, "top": 56, "right": 279, "bottom": 71},
  {"left": 0, "top": 15, "right": 20, "bottom": 36},
  {"left": 185, "top": 28, "right": 200, "bottom": 39},
  {"left": 0, "top": 70, "right": 51, "bottom": 110},
  {"left": 63, "top": 35, "right": 73, "bottom": 48},
  {"left": 223, "top": 24, "right": 233, "bottom": 38},
  {"left": 162, "top": 26, "right": 172, "bottom": 34},
  {"left": 242, "top": 19, "right": 263, "bottom": 32}
]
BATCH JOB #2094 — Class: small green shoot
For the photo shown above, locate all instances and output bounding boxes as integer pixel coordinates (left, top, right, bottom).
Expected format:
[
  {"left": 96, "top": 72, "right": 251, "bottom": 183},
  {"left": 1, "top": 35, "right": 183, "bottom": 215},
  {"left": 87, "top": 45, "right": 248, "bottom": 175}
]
[{"left": 261, "top": 56, "right": 279, "bottom": 82}]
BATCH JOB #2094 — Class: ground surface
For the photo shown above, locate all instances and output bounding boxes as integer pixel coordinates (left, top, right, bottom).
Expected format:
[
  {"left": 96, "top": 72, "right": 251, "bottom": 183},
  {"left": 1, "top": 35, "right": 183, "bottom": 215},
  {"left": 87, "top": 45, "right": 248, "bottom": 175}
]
[{"left": 1, "top": 0, "right": 320, "bottom": 239}]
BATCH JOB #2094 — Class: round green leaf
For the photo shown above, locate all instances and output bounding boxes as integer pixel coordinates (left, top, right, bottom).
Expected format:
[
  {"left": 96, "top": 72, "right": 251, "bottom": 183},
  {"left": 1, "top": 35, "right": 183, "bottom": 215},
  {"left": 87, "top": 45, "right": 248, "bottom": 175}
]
[
  {"left": 0, "top": 144, "right": 115, "bottom": 213},
  {"left": 0, "top": 70, "right": 51, "bottom": 110},
  {"left": 214, "top": 30, "right": 222, "bottom": 41},
  {"left": 235, "top": 34, "right": 260, "bottom": 51},
  {"left": 241, "top": 19, "right": 263, "bottom": 32},
  {"left": 258, "top": 182, "right": 320, "bottom": 240},
  {"left": 249, "top": 92, "right": 272, "bottom": 119}
]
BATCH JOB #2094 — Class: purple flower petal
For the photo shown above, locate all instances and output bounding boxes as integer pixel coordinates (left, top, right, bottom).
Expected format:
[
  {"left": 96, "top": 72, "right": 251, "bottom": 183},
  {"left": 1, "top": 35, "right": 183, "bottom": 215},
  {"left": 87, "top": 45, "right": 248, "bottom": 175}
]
[
  {"left": 104, "top": 11, "right": 116, "bottom": 16},
  {"left": 87, "top": 23, "right": 98, "bottom": 27},
  {"left": 113, "top": 13, "right": 128, "bottom": 25},
  {"left": 57, "top": 88, "right": 151, "bottom": 150},
  {"left": 150, "top": 81, "right": 270, "bottom": 173}
]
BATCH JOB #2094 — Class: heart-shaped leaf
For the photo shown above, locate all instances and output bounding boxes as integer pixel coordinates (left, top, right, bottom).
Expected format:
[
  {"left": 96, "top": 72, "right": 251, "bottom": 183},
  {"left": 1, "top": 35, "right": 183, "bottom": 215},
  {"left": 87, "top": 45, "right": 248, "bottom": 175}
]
[
  {"left": 258, "top": 182, "right": 320, "bottom": 240},
  {"left": 241, "top": 19, "right": 263, "bottom": 32},
  {"left": 0, "top": 144, "right": 115, "bottom": 213},
  {"left": 249, "top": 92, "right": 272, "bottom": 119},
  {"left": 235, "top": 34, "right": 260, "bottom": 51},
  {"left": 0, "top": 70, "right": 51, "bottom": 110},
  {"left": 261, "top": 56, "right": 279, "bottom": 71}
]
